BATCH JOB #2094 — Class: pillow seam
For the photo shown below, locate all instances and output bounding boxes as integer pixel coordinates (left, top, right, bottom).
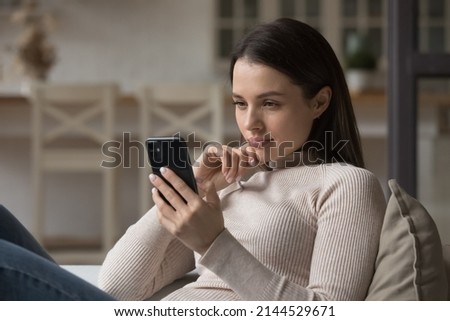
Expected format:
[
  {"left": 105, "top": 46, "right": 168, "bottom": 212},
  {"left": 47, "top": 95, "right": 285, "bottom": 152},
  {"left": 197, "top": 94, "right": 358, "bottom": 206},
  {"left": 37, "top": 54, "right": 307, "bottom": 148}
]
[{"left": 392, "top": 182, "right": 422, "bottom": 300}]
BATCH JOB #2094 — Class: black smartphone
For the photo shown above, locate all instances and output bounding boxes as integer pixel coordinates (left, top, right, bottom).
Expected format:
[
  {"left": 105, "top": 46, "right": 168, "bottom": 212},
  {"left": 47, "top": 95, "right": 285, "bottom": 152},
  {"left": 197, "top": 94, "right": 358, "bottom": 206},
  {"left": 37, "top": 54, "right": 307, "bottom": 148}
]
[{"left": 146, "top": 136, "right": 198, "bottom": 205}]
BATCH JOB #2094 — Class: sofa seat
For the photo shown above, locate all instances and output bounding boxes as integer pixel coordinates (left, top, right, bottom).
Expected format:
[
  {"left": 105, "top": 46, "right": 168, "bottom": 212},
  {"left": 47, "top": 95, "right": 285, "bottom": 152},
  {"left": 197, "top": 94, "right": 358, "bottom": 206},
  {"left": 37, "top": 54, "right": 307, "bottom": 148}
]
[{"left": 62, "top": 265, "right": 198, "bottom": 300}]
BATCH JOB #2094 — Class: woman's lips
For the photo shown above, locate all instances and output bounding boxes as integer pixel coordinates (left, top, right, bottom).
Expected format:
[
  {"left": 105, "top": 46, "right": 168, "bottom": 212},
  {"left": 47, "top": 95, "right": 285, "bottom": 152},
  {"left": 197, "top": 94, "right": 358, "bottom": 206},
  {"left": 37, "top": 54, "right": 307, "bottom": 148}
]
[{"left": 247, "top": 137, "right": 273, "bottom": 148}]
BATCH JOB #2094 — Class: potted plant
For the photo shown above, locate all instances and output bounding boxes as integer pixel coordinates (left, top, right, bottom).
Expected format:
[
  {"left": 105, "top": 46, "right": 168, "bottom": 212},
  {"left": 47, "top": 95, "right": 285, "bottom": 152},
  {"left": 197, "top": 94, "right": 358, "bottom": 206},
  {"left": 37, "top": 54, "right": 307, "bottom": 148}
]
[{"left": 345, "top": 33, "right": 377, "bottom": 93}]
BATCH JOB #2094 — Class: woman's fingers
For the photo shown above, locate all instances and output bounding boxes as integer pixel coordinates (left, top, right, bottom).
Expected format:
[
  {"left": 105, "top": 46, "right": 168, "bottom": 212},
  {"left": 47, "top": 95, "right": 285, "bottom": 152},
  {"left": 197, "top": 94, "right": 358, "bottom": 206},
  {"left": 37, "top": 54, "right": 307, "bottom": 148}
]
[
  {"left": 194, "top": 144, "right": 223, "bottom": 185},
  {"left": 195, "top": 143, "right": 263, "bottom": 188},
  {"left": 149, "top": 169, "right": 195, "bottom": 210},
  {"left": 202, "top": 143, "right": 223, "bottom": 168},
  {"left": 221, "top": 145, "right": 255, "bottom": 182},
  {"left": 204, "top": 181, "right": 221, "bottom": 209},
  {"left": 151, "top": 177, "right": 224, "bottom": 255},
  {"left": 221, "top": 145, "right": 233, "bottom": 182},
  {"left": 242, "top": 145, "right": 260, "bottom": 167},
  {"left": 152, "top": 187, "right": 177, "bottom": 224}
]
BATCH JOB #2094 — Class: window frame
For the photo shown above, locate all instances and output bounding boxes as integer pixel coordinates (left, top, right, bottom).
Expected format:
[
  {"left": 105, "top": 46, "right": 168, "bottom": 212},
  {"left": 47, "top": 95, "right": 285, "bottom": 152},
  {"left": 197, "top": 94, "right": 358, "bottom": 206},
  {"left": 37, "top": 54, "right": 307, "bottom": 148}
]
[
  {"left": 214, "top": 0, "right": 390, "bottom": 73},
  {"left": 214, "top": 0, "right": 450, "bottom": 73}
]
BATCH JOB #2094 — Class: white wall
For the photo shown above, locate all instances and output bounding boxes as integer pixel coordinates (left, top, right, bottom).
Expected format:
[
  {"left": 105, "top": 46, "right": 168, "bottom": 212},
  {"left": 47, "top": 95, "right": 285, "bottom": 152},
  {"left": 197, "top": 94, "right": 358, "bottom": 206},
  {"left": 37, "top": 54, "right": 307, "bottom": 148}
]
[{"left": 1, "top": 0, "right": 220, "bottom": 92}]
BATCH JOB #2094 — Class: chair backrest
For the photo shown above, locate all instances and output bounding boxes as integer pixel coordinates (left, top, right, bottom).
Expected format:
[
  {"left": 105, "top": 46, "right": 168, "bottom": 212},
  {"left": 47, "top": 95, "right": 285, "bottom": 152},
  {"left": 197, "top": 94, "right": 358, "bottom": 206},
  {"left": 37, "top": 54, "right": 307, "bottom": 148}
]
[
  {"left": 137, "top": 83, "right": 224, "bottom": 143},
  {"left": 29, "top": 83, "right": 119, "bottom": 150},
  {"left": 28, "top": 83, "right": 120, "bottom": 254}
]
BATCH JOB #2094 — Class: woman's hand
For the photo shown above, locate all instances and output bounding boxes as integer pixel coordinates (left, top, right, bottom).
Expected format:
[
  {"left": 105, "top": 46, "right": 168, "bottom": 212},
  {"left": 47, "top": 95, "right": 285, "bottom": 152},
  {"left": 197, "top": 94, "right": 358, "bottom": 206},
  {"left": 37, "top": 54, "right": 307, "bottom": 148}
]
[
  {"left": 193, "top": 143, "right": 259, "bottom": 192},
  {"left": 150, "top": 167, "right": 224, "bottom": 255}
]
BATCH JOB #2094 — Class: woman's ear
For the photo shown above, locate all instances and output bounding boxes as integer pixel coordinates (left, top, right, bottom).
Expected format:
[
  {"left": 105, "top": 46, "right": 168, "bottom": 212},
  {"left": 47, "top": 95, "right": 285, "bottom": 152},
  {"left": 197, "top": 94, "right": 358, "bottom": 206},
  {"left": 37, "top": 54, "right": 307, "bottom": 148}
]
[{"left": 311, "top": 86, "right": 332, "bottom": 119}]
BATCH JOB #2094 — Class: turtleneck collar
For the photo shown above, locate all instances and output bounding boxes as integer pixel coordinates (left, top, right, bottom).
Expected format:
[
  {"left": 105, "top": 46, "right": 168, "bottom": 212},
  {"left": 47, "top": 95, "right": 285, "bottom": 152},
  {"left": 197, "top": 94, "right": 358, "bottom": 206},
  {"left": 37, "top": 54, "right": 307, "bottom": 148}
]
[{"left": 264, "top": 149, "right": 321, "bottom": 170}]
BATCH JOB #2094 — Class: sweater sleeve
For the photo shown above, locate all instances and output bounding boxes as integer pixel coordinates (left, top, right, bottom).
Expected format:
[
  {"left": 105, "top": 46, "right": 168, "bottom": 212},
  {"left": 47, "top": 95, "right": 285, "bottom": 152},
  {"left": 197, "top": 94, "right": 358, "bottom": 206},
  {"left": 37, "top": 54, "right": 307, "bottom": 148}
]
[
  {"left": 199, "top": 229, "right": 316, "bottom": 300},
  {"left": 308, "top": 167, "right": 386, "bottom": 300},
  {"left": 199, "top": 167, "right": 386, "bottom": 300},
  {"left": 98, "top": 207, "right": 195, "bottom": 300}
]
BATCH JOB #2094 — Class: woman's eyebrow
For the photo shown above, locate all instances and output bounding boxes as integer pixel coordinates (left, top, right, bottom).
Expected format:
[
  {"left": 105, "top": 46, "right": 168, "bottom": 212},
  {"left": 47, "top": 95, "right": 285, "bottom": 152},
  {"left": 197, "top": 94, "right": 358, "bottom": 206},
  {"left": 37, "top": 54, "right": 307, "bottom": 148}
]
[{"left": 232, "top": 91, "right": 285, "bottom": 99}]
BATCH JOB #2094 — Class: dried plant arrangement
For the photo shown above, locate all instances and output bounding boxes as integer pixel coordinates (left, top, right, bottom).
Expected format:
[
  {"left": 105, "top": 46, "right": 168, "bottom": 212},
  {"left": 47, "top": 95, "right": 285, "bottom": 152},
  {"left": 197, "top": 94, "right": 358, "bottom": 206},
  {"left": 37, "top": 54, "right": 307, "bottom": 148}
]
[{"left": 10, "top": 0, "right": 56, "bottom": 81}]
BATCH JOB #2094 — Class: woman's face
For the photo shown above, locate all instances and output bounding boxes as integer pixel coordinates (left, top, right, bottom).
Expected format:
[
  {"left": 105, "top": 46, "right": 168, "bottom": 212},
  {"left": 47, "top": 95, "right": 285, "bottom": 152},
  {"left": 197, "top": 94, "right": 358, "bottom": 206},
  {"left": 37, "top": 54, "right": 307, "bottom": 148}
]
[{"left": 232, "top": 58, "right": 320, "bottom": 165}]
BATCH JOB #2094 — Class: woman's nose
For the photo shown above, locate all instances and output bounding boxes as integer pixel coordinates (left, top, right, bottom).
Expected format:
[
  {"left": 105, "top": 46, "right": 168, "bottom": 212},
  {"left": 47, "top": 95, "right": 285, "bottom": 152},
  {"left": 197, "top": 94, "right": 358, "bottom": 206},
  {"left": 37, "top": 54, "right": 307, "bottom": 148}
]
[{"left": 243, "top": 107, "right": 264, "bottom": 132}]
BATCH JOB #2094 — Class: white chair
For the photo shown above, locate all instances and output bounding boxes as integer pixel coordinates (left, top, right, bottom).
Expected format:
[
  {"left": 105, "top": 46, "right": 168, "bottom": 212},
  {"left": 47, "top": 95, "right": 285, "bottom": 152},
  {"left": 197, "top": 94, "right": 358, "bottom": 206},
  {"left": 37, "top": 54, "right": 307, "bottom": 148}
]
[
  {"left": 136, "top": 83, "right": 224, "bottom": 214},
  {"left": 29, "top": 82, "right": 119, "bottom": 263}
]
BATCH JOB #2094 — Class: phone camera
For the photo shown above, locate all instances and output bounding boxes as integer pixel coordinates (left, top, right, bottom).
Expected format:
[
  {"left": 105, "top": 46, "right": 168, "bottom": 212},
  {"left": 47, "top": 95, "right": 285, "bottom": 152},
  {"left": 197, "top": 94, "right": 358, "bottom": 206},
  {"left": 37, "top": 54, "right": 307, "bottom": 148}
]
[{"left": 153, "top": 144, "right": 162, "bottom": 163}]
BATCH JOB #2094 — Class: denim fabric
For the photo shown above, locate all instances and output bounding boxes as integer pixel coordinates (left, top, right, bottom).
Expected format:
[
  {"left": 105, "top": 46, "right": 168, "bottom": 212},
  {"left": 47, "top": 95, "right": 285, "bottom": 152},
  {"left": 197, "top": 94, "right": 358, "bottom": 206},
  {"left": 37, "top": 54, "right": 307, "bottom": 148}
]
[
  {"left": 0, "top": 205, "right": 115, "bottom": 300},
  {"left": 0, "top": 204, "right": 55, "bottom": 262}
]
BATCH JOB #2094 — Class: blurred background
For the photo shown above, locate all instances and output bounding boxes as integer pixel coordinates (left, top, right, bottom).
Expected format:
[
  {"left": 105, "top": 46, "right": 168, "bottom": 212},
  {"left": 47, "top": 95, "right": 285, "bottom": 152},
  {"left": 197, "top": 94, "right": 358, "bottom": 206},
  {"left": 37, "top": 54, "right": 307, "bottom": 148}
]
[{"left": 0, "top": 0, "right": 449, "bottom": 264}]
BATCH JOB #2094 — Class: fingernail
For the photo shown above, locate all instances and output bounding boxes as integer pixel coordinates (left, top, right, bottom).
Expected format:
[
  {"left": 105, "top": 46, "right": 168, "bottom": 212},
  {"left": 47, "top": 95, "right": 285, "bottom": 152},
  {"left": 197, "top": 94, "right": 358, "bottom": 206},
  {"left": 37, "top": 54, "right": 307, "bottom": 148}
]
[
  {"left": 235, "top": 176, "right": 242, "bottom": 182},
  {"left": 149, "top": 174, "right": 157, "bottom": 182},
  {"left": 160, "top": 167, "right": 167, "bottom": 174},
  {"left": 151, "top": 187, "right": 157, "bottom": 194}
]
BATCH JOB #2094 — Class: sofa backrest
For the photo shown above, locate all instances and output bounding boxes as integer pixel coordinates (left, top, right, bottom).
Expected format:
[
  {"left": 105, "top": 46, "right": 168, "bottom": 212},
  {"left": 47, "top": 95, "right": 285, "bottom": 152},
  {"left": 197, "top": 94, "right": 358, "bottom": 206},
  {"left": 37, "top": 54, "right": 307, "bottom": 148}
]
[
  {"left": 443, "top": 244, "right": 450, "bottom": 299},
  {"left": 366, "top": 179, "right": 448, "bottom": 300}
]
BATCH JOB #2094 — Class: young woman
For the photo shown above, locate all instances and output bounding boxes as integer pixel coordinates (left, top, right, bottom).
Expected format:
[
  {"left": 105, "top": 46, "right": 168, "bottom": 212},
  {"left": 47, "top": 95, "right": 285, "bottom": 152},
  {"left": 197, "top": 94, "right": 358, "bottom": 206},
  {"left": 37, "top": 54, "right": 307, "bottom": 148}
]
[
  {"left": 0, "top": 18, "right": 386, "bottom": 300},
  {"left": 98, "top": 18, "right": 386, "bottom": 300}
]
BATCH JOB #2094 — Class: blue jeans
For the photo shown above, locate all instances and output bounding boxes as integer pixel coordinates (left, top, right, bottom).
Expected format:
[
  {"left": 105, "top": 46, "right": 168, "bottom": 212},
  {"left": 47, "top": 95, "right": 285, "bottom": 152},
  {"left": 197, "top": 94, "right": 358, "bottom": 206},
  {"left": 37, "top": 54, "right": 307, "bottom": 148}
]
[{"left": 0, "top": 204, "right": 115, "bottom": 300}]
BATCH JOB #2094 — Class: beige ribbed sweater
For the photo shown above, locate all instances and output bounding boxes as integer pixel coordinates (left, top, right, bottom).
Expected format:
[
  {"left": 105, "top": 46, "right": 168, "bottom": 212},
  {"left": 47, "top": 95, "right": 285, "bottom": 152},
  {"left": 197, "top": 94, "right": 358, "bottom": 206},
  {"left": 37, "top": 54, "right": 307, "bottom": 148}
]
[{"left": 98, "top": 163, "right": 386, "bottom": 300}]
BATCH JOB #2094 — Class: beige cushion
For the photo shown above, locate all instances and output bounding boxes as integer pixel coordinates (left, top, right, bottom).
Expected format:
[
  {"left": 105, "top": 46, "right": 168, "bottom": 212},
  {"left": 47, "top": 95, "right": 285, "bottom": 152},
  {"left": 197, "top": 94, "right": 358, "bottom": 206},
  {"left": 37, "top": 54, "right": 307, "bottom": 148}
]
[{"left": 366, "top": 179, "right": 448, "bottom": 300}]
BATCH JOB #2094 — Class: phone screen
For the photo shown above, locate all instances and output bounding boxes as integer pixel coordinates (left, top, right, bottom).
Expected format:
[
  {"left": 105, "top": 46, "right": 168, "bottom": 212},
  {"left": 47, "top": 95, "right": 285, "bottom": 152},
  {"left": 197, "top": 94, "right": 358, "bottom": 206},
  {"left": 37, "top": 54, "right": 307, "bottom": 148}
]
[{"left": 146, "top": 136, "right": 198, "bottom": 204}]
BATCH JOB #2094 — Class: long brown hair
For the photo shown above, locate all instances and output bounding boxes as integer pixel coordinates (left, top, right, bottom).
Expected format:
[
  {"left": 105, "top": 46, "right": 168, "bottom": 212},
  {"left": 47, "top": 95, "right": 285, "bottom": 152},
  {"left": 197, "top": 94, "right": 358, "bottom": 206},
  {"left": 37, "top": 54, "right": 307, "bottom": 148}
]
[{"left": 229, "top": 18, "right": 365, "bottom": 168}]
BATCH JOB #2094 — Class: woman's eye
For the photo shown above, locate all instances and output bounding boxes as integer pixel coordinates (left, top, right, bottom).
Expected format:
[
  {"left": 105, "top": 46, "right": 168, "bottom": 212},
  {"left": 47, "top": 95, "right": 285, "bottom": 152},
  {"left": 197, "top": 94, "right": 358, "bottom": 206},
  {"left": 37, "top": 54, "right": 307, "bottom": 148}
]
[
  {"left": 263, "top": 101, "right": 278, "bottom": 109},
  {"left": 233, "top": 101, "right": 246, "bottom": 109}
]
